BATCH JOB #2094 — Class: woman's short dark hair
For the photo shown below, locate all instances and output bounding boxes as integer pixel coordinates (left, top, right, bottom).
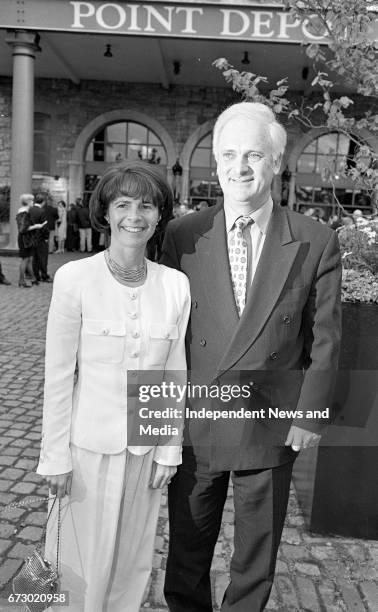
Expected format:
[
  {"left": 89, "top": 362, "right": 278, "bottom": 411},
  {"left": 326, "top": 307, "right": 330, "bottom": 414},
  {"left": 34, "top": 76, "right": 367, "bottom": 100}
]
[{"left": 89, "top": 160, "right": 173, "bottom": 259}]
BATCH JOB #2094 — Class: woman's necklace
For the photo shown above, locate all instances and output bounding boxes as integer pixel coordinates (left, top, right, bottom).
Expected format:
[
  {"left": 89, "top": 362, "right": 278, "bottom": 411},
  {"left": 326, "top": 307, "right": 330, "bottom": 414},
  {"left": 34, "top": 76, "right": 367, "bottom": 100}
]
[{"left": 105, "top": 249, "right": 147, "bottom": 283}]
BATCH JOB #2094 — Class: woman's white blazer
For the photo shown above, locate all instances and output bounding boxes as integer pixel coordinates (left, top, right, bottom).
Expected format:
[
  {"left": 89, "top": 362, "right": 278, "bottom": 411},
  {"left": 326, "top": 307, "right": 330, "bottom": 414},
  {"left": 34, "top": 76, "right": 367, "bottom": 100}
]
[{"left": 37, "top": 253, "right": 191, "bottom": 476}]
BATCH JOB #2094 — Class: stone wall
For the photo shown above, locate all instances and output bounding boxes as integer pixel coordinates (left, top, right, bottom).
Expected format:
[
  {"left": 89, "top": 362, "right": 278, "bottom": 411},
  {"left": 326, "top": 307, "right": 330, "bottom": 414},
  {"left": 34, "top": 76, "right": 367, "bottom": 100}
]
[
  {"left": 0, "top": 76, "right": 240, "bottom": 187},
  {"left": 0, "top": 75, "right": 376, "bottom": 191},
  {"left": 0, "top": 79, "right": 12, "bottom": 185}
]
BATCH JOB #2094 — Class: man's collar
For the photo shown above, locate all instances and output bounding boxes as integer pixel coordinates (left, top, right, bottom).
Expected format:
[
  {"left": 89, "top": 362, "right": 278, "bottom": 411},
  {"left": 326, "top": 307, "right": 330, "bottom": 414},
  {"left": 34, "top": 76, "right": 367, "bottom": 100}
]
[
  {"left": 34, "top": 203, "right": 42, "bottom": 208},
  {"left": 224, "top": 197, "right": 273, "bottom": 234}
]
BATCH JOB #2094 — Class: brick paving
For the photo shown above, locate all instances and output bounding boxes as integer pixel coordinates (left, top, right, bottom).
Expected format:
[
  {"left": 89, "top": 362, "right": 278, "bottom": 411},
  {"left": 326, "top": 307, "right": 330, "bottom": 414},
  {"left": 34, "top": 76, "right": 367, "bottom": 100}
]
[{"left": 0, "top": 252, "right": 377, "bottom": 611}]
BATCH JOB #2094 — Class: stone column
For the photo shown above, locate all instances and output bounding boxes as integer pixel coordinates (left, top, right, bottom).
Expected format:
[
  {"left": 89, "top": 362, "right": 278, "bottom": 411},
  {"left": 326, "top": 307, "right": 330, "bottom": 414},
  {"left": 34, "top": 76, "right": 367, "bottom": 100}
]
[
  {"left": 68, "top": 161, "right": 85, "bottom": 203},
  {"left": 6, "top": 30, "right": 39, "bottom": 250},
  {"left": 181, "top": 167, "right": 190, "bottom": 205}
]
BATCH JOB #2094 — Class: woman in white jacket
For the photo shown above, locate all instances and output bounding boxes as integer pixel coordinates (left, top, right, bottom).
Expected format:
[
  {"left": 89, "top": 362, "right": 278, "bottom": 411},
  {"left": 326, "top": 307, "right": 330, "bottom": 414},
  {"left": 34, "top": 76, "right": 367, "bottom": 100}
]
[
  {"left": 55, "top": 200, "right": 67, "bottom": 253},
  {"left": 37, "top": 161, "right": 191, "bottom": 612}
]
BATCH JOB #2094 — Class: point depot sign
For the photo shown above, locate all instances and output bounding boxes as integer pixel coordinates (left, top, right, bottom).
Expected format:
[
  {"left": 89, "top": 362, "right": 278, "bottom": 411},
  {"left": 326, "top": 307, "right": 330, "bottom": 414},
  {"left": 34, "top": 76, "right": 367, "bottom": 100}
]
[
  {"left": 68, "top": 1, "right": 329, "bottom": 41},
  {"left": 1, "top": 0, "right": 334, "bottom": 43}
]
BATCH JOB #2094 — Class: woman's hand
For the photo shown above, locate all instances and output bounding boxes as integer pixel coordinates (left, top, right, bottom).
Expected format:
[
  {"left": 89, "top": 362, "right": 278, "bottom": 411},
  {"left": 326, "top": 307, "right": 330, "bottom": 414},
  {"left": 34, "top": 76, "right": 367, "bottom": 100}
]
[
  {"left": 44, "top": 471, "right": 73, "bottom": 498},
  {"left": 28, "top": 222, "right": 47, "bottom": 231},
  {"left": 149, "top": 462, "right": 177, "bottom": 489}
]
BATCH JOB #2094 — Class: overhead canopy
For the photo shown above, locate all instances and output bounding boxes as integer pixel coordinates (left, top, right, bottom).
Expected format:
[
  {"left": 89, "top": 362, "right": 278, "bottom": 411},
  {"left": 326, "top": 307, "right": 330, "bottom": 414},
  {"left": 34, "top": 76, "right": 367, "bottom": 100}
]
[{"left": 0, "top": 0, "right": 366, "bottom": 91}]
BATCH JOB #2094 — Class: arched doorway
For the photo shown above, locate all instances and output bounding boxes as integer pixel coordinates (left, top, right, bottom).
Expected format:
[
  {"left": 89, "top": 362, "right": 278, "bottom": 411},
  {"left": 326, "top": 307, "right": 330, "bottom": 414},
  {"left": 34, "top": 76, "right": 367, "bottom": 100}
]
[
  {"left": 288, "top": 128, "right": 375, "bottom": 219},
  {"left": 83, "top": 120, "right": 168, "bottom": 203},
  {"left": 69, "top": 110, "right": 176, "bottom": 202},
  {"left": 180, "top": 120, "right": 222, "bottom": 208},
  {"left": 187, "top": 131, "right": 222, "bottom": 208}
]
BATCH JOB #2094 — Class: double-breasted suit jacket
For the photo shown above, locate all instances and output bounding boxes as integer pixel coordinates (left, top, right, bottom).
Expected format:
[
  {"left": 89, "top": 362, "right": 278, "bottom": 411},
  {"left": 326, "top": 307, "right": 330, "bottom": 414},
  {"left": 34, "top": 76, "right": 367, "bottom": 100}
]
[{"left": 161, "top": 203, "right": 342, "bottom": 470}]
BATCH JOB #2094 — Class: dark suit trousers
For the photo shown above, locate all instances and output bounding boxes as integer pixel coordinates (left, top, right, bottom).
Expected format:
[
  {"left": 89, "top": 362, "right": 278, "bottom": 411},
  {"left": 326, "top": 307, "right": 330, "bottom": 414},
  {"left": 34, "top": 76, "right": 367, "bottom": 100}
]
[
  {"left": 32, "top": 241, "right": 49, "bottom": 280},
  {"left": 164, "top": 448, "right": 293, "bottom": 612}
]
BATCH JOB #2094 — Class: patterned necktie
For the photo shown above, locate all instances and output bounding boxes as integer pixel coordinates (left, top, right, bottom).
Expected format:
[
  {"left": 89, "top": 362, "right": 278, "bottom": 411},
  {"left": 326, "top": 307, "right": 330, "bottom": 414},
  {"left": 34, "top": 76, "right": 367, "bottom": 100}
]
[{"left": 228, "top": 216, "right": 253, "bottom": 316}]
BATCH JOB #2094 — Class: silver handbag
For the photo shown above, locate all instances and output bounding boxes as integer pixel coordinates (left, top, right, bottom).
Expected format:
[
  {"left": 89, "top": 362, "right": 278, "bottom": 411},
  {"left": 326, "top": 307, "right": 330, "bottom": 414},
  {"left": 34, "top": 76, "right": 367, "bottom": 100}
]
[
  {"left": 12, "top": 547, "right": 59, "bottom": 612},
  {"left": 2, "top": 496, "right": 61, "bottom": 612}
]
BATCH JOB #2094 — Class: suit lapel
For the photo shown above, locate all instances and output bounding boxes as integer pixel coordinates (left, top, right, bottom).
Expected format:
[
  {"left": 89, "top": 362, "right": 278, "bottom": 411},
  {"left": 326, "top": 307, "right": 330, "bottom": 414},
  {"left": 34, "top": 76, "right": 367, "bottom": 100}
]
[
  {"left": 217, "top": 205, "right": 301, "bottom": 373},
  {"left": 195, "top": 206, "right": 239, "bottom": 336}
]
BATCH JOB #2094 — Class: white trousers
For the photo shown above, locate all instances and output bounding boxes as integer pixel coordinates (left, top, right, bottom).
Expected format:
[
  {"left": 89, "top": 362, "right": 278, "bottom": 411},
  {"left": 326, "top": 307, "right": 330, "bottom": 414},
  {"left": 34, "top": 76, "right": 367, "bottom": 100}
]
[
  {"left": 79, "top": 228, "right": 92, "bottom": 252},
  {"left": 45, "top": 446, "right": 162, "bottom": 612}
]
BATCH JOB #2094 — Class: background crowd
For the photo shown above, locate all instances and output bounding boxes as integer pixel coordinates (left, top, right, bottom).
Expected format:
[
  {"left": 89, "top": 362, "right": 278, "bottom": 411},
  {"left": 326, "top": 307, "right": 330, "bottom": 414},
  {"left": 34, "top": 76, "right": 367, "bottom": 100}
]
[{"left": 0, "top": 191, "right": 375, "bottom": 290}]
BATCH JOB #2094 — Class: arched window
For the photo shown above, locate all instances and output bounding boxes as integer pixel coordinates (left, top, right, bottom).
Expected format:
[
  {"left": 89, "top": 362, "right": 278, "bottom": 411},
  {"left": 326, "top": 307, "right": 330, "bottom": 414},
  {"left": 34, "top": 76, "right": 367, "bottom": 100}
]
[
  {"left": 295, "top": 131, "right": 372, "bottom": 218},
  {"left": 34, "top": 112, "right": 51, "bottom": 174},
  {"left": 189, "top": 133, "right": 222, "bottom": 208},
  {"left": 84, "top": 121, "right": 167, "bottom": 202}
]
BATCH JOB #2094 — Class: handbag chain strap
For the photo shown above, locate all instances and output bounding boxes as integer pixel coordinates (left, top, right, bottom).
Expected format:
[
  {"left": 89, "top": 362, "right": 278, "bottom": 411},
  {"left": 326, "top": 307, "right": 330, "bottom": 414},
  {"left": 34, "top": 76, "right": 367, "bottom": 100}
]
[
  {"left": 1, "top": 495, "right": 61, "bottom": 574},
  {"left": 0, "top": 495, "right": 53, "bottom": 513},
  {"left": 55, "top": 497, "right": 61, "bottom": 575}
]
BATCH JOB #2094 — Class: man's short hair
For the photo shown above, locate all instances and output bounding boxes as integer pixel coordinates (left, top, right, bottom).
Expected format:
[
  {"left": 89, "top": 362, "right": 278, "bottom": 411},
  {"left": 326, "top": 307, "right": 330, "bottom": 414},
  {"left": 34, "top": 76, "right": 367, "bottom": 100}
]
[
  {"left": 20, "top": 193, "right": 34, "bottom": 205},
  {"left": 34, "top": 192, "right": 46, "bottom": 205},
  {"left": 212, "top": 102, "right": 287, "bottom": 163}
]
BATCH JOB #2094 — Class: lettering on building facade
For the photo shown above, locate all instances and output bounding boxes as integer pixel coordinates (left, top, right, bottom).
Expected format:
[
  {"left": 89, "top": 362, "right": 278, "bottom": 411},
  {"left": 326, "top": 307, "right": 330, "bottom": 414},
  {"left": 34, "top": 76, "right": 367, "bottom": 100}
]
[{"left": 2, "top": 0, "right": 331, "bottom": 42}]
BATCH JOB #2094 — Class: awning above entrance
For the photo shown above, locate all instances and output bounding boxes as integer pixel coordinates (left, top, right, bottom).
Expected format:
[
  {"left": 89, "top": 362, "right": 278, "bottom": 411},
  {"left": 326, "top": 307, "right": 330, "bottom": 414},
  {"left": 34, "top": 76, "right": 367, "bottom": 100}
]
[
  {"left": 0, "top": 26, "right": 324, "bottom": 89},
  {"left": 1, "top": 1, "right": 371, "bottom": 91}
]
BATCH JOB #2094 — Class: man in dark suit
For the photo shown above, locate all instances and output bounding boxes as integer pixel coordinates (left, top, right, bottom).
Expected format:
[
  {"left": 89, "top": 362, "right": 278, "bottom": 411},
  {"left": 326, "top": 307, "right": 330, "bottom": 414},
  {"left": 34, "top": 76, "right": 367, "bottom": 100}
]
[
  {"left": 29, "top": 193, "right": 51, "bottom": 282},
  {"left": 161, "top": 102, "right": 341, "bottom": 611},
  {"left": 44, "top": 200, "right": 59, "bottom": 253}
]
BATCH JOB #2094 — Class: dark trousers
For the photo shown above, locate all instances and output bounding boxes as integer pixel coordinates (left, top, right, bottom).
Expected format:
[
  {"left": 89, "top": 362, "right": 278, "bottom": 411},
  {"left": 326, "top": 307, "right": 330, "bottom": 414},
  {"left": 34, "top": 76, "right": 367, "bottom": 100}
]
[
  {"left": 164, "top": 448, "right": 294, "bottom": 612},
  {"left": 32, "top": 241, "right": 49, "bottom": 281},
  {"left": 66, "top": 225, "right": 79, "bottom": 251}
]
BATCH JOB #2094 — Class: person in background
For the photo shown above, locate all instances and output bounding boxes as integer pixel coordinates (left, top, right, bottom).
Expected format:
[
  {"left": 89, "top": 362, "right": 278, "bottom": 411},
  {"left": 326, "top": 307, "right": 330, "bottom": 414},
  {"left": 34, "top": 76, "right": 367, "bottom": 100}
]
[
  {"left": 55, "top": 200, "right": 67, "bottom": 254},
  {"left": 76, "top": 201, "right": 93, "bottom": 253},
  {"left": 341, "top": 215, "right": 354, "bottom": 227},
  {"left": 328, "top": 214, "right": 342, "bottom": 231},
  {"left": 196, "top": 200, "right": 209, "bottom": 212},
  {"left": 173, "top": 202, "right": 195, "bottom": 218},
  {"left": 313, "top": 207, "right": 327, "bottom": 224},
  {"left": 66, "top": 203, "right": 79, "bottom": 251},
  {"left": 29, "top": 193, "right": 52, "bottom": 283},
  {"left": 16, "top": 193, "right": 45, "bottom": 287},
  {"left": 0, "top": 261, "right": 11, "bottom": 285},
  {"left": 44, "top": 198, "right": 59, "bottom": 254},
  {"left": 352, "top": 208, "right": 364, "bottom": 226},
  {"left": 37, "top": 161, "right": 190, "bottom": 611},
  {"left": 303, "top": 206, "right": 315, "bottom": 217}
]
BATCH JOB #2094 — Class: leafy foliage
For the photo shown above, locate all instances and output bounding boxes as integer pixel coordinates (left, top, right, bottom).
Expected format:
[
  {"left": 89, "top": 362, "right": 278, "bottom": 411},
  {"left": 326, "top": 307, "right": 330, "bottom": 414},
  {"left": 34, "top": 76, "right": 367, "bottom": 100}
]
[
  {"left": 341, "top": 268, "right": 378, "bottom": 303},
  {"left": 213, "top": 0, "right": 378, "bottom": 209},
  {"left": 287, "top": 0, "right": 378, "bottom": 96},
  {"left": 338, "top": 217, "right": 378, "bottom": 274}
]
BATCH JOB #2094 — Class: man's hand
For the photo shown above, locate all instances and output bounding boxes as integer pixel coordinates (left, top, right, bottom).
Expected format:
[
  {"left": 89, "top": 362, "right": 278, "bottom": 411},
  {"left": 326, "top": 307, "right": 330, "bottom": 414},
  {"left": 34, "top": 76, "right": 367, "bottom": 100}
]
[
  {"left": 44, "top": 472, "right": 72, "bottom": 498},
  {"left": 285, "top": 425, "right": 321, "bottom": 452},
  {"left": 149, "top": 461, "right": 177, "bottom": 489}
]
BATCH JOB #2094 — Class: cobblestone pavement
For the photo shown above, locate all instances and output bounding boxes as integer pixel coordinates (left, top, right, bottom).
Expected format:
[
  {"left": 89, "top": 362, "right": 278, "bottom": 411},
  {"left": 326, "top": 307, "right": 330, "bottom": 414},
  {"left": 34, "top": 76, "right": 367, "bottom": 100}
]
[{"left": 0, "top": 253, "right": 377, "bottom": 612}]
